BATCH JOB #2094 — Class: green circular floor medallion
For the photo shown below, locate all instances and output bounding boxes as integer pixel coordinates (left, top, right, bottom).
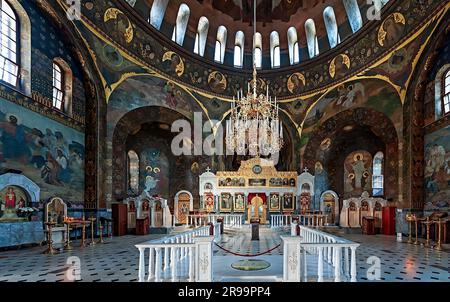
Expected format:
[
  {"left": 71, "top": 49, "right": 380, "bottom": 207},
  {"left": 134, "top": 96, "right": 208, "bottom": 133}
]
[{"left": 231, "top": 259, "right": 271, "bottom": 271}]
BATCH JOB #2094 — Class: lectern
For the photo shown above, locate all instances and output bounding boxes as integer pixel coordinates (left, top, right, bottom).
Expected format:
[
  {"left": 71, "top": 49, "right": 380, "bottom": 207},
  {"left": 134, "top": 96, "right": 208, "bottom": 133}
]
[{"left": 251, "top": 218, "right": 260, "bottom": 241}]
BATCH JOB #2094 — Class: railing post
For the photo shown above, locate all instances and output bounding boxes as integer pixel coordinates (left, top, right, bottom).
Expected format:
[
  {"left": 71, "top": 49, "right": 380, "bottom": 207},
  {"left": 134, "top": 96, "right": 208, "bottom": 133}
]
[
  {"left": 194, "top": 236, "right": 214, "bottom": 282},
  {"left": 350, "top": 246, "right": 357, "bottom": 282},
  {"left": 291, "top": 222, "right": 297, "bottom": 236},
  {"left": 334, "top": 247, "right": 341, "bottom": 282},
  {"left": 154, "top": 247, "right": 162, "bottom": 282},
  {"left": 148, "top": 247, "right": 154, "bottom": 281},
  {"left": 171, "top": 245, "right": 177, "bottom": 281},
  {"left": 163, "top": 243, "right": 169, "bottom": 271},
  {"left": 344, "top": 247, "right": 349, "bottom": 277},
  {"left": 318, "top": 246, "right": 324, "bottom": 282},
  {"left": 281, "top": 236, "right": 301, "bottom": 282},
  {"left": 138, "top": 247, "right": 145, "bottom": 282},
  {"left": 189, "top": 246, "right": 194, "bottom": 282}
]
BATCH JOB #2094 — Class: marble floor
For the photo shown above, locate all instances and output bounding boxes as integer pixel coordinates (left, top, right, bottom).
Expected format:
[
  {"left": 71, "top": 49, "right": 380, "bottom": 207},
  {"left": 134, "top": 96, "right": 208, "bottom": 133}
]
[{"left": 0, "top": 227, "right": 448, "bottom": 282}]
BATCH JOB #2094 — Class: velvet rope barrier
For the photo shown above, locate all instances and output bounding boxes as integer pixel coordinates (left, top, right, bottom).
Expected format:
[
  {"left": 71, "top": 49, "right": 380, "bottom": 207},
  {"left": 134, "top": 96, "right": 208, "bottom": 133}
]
[{"left": 214, "top": 242, "right": 281, "bottom": 257}]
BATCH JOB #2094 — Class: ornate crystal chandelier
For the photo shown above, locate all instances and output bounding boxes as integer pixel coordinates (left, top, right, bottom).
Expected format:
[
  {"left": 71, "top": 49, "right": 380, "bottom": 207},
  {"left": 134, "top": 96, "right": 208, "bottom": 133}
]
[{"left": 225, "top": 0, "right": 284, "bottom": 156}]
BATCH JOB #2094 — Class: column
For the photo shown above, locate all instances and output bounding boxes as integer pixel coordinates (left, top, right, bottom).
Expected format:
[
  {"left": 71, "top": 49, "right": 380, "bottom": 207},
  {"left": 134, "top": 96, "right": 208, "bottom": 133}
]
[
  {"left": 281, "top": 236, "right": 302, "bottom": 282},
  {"left": 194, "top": 236, "right": 214, "bottom": 282}
]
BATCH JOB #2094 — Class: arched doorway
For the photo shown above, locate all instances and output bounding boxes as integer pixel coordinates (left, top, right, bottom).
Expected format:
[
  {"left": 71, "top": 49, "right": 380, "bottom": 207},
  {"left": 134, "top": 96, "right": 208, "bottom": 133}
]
[{"left": 174, "top": 190, "right": 193, "bottom": 224}]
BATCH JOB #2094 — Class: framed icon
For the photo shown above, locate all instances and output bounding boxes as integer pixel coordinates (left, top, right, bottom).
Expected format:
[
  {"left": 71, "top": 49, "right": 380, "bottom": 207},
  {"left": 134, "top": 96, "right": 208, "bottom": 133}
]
[
  {"left": 282, "top": 193, "right": 294, "bottom": 211},
  {"left": 234, "top": 193, "right": 245, "bottom": 212},
  {"left": 269, "top": 193, "right": 280, "bottom": 212},
  {"left": 220, "top": 193, "right": 233, "bottom": 212}
]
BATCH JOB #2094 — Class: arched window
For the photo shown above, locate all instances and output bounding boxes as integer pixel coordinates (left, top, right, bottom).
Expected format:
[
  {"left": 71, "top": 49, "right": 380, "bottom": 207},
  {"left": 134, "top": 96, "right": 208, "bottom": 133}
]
[
  {"left": 270, "top": 31, "right": 280, "bottom": 68},
  {"left": 372, "top": 152, "right": 384, "bottom": 196},
  {"left": 287, "top": 27, "right": 300, "bottom": 65},
  {"left": 149, "top": 0, "right": 169, "bottom": 30},
  {"left": 343, "top": 0, "right": 363, "bottom": 33},
  {"left": 52, "top": 58, "right": 73, "bottom": 114},
  {"left": 323, "top": 6, "right": 341, "bottom": 49},
  {"left": 442, "top": 70, "right": 450, "bottom": 115},
  {"left": 305, "top": 19, "right": 319, "bottom": 59},
  {"left": 193, "top": 16, "right": 209, "bottom": 57},
  {"left": 0, "top": 0, "right": 19, "bottom": 86},
  {"left": 52, "top": 62, "right": 64, "bottom": 110},
  {"left": 172, "top": 3, "right": 190, "bottom": 46},
  {"left": 214, "top": 25, "right": 227, "bottom": 64},
  {"left": 233, "top": 31, "right": 244, "bottom": 68},
  {"left": 253, "top": 32, "right": 262, "bottom": 69},
  {"left": 128, "top": 150, "right": 139, "bottom": 193}
]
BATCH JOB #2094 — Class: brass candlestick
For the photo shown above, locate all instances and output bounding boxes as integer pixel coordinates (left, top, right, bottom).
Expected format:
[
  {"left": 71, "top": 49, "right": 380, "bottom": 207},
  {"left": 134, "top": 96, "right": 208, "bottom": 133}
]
[
  {"left": 80, "top": 220, "right": 88, "bottom": 248},
  {"left": 413, "top": 217, "right": 420, "bottom": 245},
  {"left": 43, "top": 222, "right": 57, "bottom": 255},
  {"left": 64, "top": 222, "right": 73, "bottom": 251},
  {"left": 422, "top": 217, "right": 433, "bottom": 248},
  {"left": 434, "top": 218, "right": 443, "bottom": 251},
  {"left": 98, "top": 225, "right": 105, "bottom": 244},
  {"left": 406, "top": 214, "right": 414, "bottom": 244},
  {"left": 89, "top": 216, "right": 96, "bottom": 246}
]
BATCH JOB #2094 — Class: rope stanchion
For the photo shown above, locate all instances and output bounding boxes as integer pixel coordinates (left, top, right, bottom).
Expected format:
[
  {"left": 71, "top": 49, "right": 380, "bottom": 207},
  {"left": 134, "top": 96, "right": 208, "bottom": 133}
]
[{"left": 214, "top": 242, "right": 281, "bottom": 257}]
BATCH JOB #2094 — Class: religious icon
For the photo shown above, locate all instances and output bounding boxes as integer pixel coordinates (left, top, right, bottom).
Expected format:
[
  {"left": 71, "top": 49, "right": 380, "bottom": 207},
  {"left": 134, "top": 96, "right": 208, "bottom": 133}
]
[
  {"left": 17, "top": 197, "right": 26, "bottom": 209},
  {"left": 289, "top": 178, "right": 296, "bottom": 187},
  {"left": 283, "top": 193, "right": 294, "bottom": 210},
  {"left": 142, "top": 200, "right": 150, "bottom": 212},
  {"left": 234, "top": 193, "right": 245, "bottom": 212},
  {"left": 5, "top": 187, "right": 16, "bottom": 209},
  {"left": 204, "top": 193, "right": 214, "bottom": 212},
  {"left": 344, "top": 151, "right": 372, "bottom": 196},
  {"left": 269, "top": 193, "right": 280, "bottom": 211},
  {"left": 128, "top": 200, "right": 136, "bottom": 212},
  {"left": 208, "top": 71, "right": 227, "bottom": 93},
  {"left": 220, "top": 193, "right": 232, "bottom": 212},
  {"left": 282, "top": 178, "right": 289, "bottom": 186}
]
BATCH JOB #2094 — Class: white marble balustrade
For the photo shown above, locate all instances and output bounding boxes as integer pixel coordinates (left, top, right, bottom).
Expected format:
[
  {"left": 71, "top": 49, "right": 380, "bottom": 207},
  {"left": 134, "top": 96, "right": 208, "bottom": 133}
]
[
  {"left": 206, "top": 214, "right": 243, "bottom": 228},
  {"left": 282, "top": 226, "right": 359, "bottom": 282},
  {"left": 270, "top": 214, "right": 292, "bottom": 228},
  {"left": 135, "top": 226, "right": 213, "bottom": 282},
  {"left": 299, "top": 214, "right": 327, "bottom": 228}
]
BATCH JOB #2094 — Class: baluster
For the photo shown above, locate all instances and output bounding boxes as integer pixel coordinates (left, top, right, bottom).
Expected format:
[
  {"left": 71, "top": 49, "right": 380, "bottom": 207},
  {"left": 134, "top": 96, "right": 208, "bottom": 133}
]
[
  {"left": 176, "top": 237, "right": 181, "bottom": 260},
  {"left": 318, "top": 246, "right": 324, "bottom": 282},
  {"left": 138, "top": 247, "right": 145, "bottom": 282},
  {"left": 303, "top": 247, "right": 308, "bottom": 281},
  {"left": 350, "top": 246, "right": 357, "bottom": 282},
  {"left": 154, "top": 247, "right": 162, "bottom": 282},
  {"left": 171, "top": 246, "right": 177, "bottom": 281},
  {"left": 180, "top": 236, "right": 185, "bottom": 259},
  {"left": 164, "top": 243, "right": 169, "bottom": 271},
  {"left": 344, "top": 247, "right": 349, "bottom": 277},
  {"left": 327, "top": 239, "right": 332, "bottom": 264},
  {"left": 189, "top": 246, "right": 194, "bottom": 282},
  {"left": 334, "top": 247, "right": 341, "bottom": 282},
  {"left": 148, "top": 247, "right": 154, "bottom": 281}
]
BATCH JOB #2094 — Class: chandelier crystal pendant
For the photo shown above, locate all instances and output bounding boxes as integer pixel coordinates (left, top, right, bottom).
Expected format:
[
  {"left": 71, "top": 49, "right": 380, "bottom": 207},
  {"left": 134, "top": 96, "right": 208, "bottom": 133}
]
[{"left": 225, "top": 0, "right": 284, "bottom": 157}]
